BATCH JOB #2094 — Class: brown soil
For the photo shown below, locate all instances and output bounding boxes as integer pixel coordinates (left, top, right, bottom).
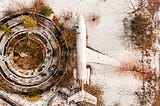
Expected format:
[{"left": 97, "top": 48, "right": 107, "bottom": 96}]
[
  {"left": 148, "top": 0, "right": 160, "bottom": 18},
  {"left": 7, "top": 33, "right": 46, "bottom": 70},
  {"left": 152, "top": 77, "right": 160, "bottom": 106},
  {"left": 82, "top": 85, "right": 105, "bottom": 106},
  {"left": 118, "top": 61, "right": 157, "bottom": 80},
  {"left": 57, "top": 55, "right": 76, "bottom": 87}
]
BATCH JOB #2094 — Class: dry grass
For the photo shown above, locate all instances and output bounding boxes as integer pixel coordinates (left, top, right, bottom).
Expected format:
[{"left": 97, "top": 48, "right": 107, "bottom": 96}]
[
  {"left": 26, "top": 94, "right": 42, "bottom": 102},
  {"left": 24, "top": 88, "right": 43, "bottom": 102},
  {"left": 59, "top": 11, "right": 73, "bottom": 23},
  {"left": 25, "top": 88, "right": 43, "bottom": 97},
  {"left": 62, "top": 28, "right": 76, "bottom": 48},
  {"left": 0, "top": 80, "right": 10, "bottom": 87},
  {"left": 57, "top": 56, "right": 76, "bottom": 87},
  {"left": 10, "top": 33, "right": 45, "bottom": 70},
  {"left": 52, "top": 14, "right": 76, "bottom": 49},
  {"left": 126, "top": 13, "right": 156, "bottom": 51},
  {"left": 52, "top": 15, "right": 64, "bottom": 29},
  {"left": 29, "top": 0, "right": 52, "bottom": 16},
  {"left": 152, "top": 78, "right": 160, "bottom": 106},
  {"left": 148, "top": 0, "right": 160, "bottom": 18},
  {"left": 4, "top": 0, "right": 52, "bottom": 17},
  {"left": 79, "top": 85, "right": 105, "bottom": 106},
  {"left": 30, "top": 0, "right": 46, "bottom": 14},
  {"left": 123, "top": 0, "right": 157, "bottom": 51},
  {"left": 57, "top": 67, "right": 74, "bottom": 87}
]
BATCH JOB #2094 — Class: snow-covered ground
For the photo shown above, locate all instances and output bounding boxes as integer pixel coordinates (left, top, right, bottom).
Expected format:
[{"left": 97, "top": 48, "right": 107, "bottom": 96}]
[
  {"left": 0, "top": 0, "right": 157, "bottom": 106},
  {"left": 90, "top": 64, "right": 142, "bottom": 106}
]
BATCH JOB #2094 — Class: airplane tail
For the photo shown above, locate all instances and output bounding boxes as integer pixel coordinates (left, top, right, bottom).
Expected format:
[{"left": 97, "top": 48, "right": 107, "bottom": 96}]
[{"left": 67, "top": 90, "right": 97, "bottom": 105}]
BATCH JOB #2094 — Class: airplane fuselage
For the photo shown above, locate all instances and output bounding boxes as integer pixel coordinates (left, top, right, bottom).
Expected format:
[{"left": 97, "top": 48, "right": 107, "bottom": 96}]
[{"left": 76, "top": 15, "right": 87, "bottom": 83}]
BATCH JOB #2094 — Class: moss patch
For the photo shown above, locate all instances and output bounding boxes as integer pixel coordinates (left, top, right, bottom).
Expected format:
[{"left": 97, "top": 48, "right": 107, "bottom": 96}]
[
  {"left": 39, "top": 5, "right": 53, "bottom": 17},
  {"left": 26, "top": 94, "right": 42, "bottom": 102},
  {"left": 0, "top": 25, "right": 13, "bottom": 36},
  {"left": 21, "top": 15, "right": 37, "bottom": 29}
]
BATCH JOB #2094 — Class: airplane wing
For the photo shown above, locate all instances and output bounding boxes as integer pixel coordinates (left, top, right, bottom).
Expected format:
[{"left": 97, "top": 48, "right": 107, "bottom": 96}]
[
  {"left": 86, "top": 47, "right": 120, "bottom": 67},
  {"left": 67, "top": 90, "right": 97, "bottom": 105}
]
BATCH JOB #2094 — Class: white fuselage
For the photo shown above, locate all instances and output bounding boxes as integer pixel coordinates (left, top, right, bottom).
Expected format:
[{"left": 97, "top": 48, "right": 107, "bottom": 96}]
[
  {"left": 67, "top": 15, "right": 97, "bottom": 105},
  {"left": 76, "top": 15, "right": 87, "bottom": 81}
]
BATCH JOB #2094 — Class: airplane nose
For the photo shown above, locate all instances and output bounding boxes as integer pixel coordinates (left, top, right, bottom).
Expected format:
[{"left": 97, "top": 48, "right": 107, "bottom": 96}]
[
  {"left": 78, "top": 14, "right": 85, "bottom": 25},
  {"left": 79, "top": 14, "right": 84, "bottom": 22}
]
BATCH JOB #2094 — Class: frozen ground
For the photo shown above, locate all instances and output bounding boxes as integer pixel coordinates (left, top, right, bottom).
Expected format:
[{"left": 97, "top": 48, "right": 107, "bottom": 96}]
[
  {"left": 90, "top": 64, "right": 142, "bottom": 106},
  {"left": 0, "top": 0, "right": 154, "bottom": 106}
]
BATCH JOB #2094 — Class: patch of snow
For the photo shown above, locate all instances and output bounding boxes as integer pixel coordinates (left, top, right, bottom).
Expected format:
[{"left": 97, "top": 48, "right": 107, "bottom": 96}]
[{"left": 90, "top": 64, "right": 142, "bottom": 106}]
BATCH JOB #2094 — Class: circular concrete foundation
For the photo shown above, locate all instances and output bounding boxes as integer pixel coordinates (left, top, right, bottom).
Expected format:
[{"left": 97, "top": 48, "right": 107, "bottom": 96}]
[{"left": 0, "top": 12, "right": 69, "bottom": 94}]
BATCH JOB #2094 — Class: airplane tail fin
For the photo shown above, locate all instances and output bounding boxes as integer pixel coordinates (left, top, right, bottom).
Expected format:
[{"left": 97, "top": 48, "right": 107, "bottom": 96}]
[{"left": 67, "top": 90, "right": 97, "bottom": 105}]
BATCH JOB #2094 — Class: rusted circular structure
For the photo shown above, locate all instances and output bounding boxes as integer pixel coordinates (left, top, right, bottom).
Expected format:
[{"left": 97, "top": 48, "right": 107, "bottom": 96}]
[{"left": 0, "top": 12, "right": 69, "bottom": 95}]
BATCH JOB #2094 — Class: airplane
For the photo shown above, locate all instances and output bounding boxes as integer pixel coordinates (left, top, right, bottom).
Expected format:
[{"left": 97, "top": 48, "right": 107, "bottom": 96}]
[{"left": 67, "top": 14, "right": 121, "bottom": 105}]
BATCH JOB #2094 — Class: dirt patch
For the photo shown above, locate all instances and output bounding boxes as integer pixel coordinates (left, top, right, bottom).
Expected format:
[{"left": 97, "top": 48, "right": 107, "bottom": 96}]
[
  {"left": 148, "top": 0, "right": 160, "bottom": 18},
  {"left": 78, "top": 85, "right": 105, "bottom": 106},
  {"left": 7, "top": 33, "right": 46, "bottom": 70},
  {"left": 118, "top": 61, "right": 156, "bottom": 80},
  {"left": 57, "top": 54, "right": 76, "bottom": 87}
]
